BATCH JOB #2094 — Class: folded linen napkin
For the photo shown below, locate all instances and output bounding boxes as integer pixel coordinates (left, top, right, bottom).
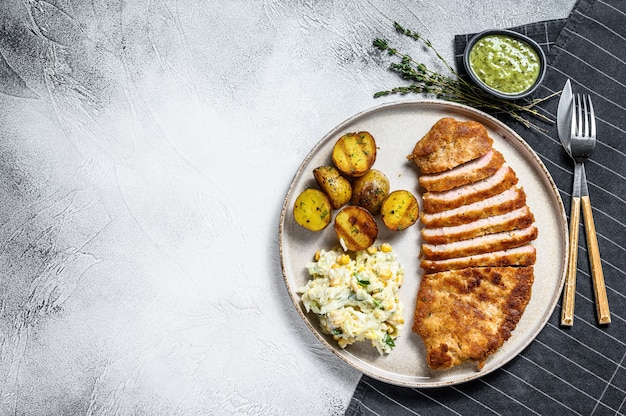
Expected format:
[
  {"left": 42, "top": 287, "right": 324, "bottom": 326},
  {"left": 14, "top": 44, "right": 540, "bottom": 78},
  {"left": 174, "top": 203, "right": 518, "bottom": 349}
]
[{"left": 346, "top": 0, "right": 626, "bottom": 414}]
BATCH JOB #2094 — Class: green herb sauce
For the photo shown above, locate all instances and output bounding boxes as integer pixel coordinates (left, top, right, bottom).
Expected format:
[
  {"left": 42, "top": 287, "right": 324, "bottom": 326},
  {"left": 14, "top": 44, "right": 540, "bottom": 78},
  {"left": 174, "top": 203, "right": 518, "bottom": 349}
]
[{"left": 469, "top": 35, "right": 540, "bottom": 94}]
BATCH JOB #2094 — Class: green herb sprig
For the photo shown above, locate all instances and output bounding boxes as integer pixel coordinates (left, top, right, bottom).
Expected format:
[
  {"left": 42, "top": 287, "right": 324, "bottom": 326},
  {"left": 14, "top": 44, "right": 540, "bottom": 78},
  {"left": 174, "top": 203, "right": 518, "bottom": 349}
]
[{"left": 373, "top": 22, "right": 557, "bottom": 130}]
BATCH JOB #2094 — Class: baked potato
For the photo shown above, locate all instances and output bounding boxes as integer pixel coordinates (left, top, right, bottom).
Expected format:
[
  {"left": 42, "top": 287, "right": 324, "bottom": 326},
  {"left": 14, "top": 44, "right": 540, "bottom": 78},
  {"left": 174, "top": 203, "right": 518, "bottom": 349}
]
[
  {"left": 332, "top": 131, "right": 377, "bottom": 177},
  {"left": 381, "top": 190, "right": 419, "bottom": 231},
  {"left": 350, "top": 169, "right": 390, "bottom": 215},
  {"left": 334, "top": 205, "right": 378, "bottom": 251},
  {"left": 313, "top": 166, "right": 352, "bottom": 209},
  {"left": 293, "top": 188, "right": 333, "bottom": 231}
]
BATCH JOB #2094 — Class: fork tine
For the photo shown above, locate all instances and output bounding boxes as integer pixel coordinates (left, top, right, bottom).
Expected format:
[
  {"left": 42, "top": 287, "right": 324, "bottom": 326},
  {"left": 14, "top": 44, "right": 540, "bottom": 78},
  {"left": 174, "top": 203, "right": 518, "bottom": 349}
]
[
  {"left": 576, "top": 94, "right": 583, "bottom": 137},
  {"left": 587, "top": 95, "right": 596, "bottom": 139},
  {"left": 579, "top": 95, "right": 589, "bottom": 137}
]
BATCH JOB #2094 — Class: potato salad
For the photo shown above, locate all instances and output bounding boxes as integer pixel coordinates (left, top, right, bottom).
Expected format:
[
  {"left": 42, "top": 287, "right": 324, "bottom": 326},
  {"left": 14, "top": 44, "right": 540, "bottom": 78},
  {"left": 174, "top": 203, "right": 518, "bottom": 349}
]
[{"left": 299, "top": 244, "right": 405, "bottom": 354}]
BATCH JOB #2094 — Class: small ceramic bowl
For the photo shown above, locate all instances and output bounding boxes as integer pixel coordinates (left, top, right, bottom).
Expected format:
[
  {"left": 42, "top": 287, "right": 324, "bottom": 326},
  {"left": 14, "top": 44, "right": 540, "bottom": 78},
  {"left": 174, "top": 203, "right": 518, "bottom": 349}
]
[{"left": 463, "top": 29, "right": 546, "bottom": 100}]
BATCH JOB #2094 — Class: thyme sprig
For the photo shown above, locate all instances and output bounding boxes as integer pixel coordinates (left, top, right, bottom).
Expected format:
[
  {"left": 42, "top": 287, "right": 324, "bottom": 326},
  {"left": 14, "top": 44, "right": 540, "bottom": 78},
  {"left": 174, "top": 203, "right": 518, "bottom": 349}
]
[{"left": 373, "top": 22, "right": 556, "bottom": 130}]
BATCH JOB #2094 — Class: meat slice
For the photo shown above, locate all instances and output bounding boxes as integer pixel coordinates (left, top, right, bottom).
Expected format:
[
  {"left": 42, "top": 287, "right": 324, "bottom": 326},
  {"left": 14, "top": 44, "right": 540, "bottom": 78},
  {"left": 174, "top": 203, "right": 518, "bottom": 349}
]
[
  {"left": 422, "top": 165, "right": 519, "bottom": 214},
  {"left": 419, "top": 150, "right": 505, "bottom": 192},
  {"left": 413, "top": 266, "right": 534, "bottom": 370},
  {"left": 421, "top": 225, "right": 538, "bottom": 260},
  {"left": 420, "top": 245, "right": 536, "bottom": 273},
  {"left": 407, "top": 118, "right": 493, "bottom": 174},
  {"left": 421, "top": 206, "right": 535, "bottom": 244},
  {"left": 420, "top": 186, "right": 528, "bottom": 228}
]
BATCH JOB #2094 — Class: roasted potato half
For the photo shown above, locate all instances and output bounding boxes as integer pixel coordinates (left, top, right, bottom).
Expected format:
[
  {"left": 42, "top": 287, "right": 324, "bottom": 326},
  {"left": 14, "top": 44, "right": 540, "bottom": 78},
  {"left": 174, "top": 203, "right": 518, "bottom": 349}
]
[
  {"left": 332, "top": 131, "right": 377, "bottom": 177},
  {"left": 350, "top": 169, "right": 390, "bottom": 215},
  {"left": 334, "top": 205, "right": 378, "bottom": 251},
  {"left": 381, "top": 190, "right": 419, "bottom": 231},
  {"left": 313, "top": 166, "right": 352, "bottom": 209},
  {"left": 293, "top": 188, "right": 333, "bottom": 231}
]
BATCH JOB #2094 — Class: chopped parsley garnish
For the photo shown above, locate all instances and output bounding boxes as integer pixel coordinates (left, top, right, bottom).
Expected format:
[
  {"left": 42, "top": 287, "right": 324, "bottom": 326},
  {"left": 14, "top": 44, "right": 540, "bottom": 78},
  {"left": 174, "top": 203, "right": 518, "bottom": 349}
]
[
  {"left": 382, "top": 333, "right": 396, "bottom": 348},
  {"left": 354, "top": 272, "right": 370, "bottom": 287}
]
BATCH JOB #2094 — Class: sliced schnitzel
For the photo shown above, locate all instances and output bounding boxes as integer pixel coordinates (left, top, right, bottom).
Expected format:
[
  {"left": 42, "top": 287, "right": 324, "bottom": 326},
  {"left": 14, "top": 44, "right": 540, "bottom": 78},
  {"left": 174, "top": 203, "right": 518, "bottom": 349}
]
[
  {"left": 419, "top": 149, "right": 505, "bottom": 192},
  {"left": 408, "top": 117, "right": 537, "bottom": 371},
  {"left": 421, "top": 206, "right": 535, "bottom": 244},
  {"left": 421, "top": 165, "right": 519, "bottom": 213},
  {"left": 420, "top": 245, "right": 537, "bottom": 273},
  {"left": 420, "top": 186, "right": 528, "bottom": 228}
]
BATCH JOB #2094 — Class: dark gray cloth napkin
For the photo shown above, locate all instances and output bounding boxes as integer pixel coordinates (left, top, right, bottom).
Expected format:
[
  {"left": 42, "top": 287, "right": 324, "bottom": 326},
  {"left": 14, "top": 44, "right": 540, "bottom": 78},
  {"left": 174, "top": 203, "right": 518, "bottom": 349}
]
[{"left": 346, "top": 0, "right": 626, "bottom": 414}]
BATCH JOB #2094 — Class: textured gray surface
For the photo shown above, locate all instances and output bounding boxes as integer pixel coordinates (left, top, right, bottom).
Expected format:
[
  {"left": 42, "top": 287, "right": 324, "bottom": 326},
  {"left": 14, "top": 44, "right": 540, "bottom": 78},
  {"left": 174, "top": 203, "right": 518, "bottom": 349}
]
[{"left": 0, "top": 1, "right": 575, "bottom": 414}]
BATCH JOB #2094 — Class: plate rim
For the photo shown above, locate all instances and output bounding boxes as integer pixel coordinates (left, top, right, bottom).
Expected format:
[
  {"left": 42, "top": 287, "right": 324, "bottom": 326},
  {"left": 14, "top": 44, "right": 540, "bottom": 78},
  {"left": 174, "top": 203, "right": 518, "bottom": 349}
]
[{"left": 278, "top": 98, "right": 568, "bottom": 388}]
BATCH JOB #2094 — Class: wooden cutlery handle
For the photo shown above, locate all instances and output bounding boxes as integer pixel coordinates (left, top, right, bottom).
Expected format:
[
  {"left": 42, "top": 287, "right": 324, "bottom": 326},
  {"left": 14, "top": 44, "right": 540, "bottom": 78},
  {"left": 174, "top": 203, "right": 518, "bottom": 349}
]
[
  {"left": 561, "top": 196, "right": 580, "bottom": 327},
  {"left": 581, "top": 195, "right": 611, "bottom": 325}
]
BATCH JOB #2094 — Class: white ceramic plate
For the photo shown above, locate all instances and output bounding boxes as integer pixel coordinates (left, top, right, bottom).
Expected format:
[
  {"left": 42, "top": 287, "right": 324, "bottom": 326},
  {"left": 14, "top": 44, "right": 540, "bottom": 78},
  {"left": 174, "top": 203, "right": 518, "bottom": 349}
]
[{"left": 279, "top": 100, "right": 567, "bottom": 388}]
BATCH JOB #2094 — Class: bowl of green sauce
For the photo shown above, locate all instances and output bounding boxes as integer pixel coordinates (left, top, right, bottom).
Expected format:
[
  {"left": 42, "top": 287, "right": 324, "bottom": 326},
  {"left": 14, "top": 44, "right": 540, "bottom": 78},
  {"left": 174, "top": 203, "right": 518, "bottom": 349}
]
[{"left": 463, "top": 30, "right": 546, "bottom": 100}]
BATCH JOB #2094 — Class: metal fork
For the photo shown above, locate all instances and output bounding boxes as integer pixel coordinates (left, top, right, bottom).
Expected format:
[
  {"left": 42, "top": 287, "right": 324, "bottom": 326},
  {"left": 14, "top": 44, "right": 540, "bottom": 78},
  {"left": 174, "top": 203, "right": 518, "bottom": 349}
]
[{"left": 561, "top": 94, "right": 611, "bottom": 326}]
